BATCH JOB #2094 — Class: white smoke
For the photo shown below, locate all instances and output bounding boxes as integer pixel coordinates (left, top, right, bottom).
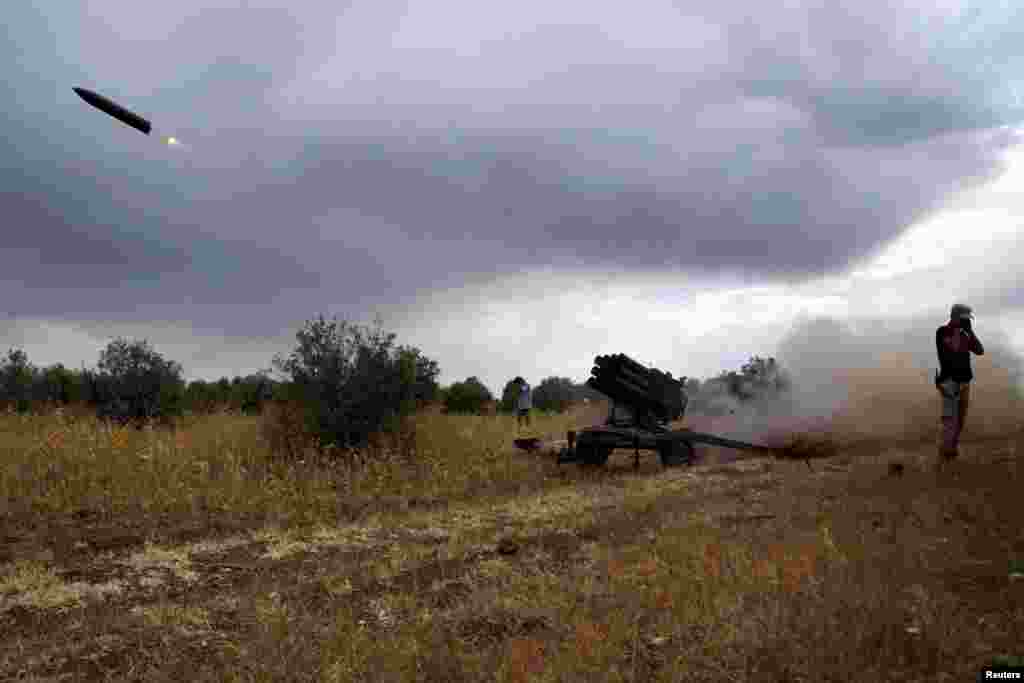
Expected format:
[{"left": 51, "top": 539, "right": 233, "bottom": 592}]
[{"left": 686, "top": 314, "right": 1024, "bottom": 451}]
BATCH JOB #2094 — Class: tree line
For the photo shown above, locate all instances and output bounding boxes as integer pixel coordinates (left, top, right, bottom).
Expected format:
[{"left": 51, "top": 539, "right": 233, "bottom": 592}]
[
  {"left": 1, "top": 313, "right": 791, "bottom": 454},
  {"left": 441, "top": 375, "right": 606, "bottom": 416},
  {"left": 682, "top": 356, "right": 792, "bottom": 415},
  {"left": 0, "top": 346, "right": 279, "bottom": 420}
]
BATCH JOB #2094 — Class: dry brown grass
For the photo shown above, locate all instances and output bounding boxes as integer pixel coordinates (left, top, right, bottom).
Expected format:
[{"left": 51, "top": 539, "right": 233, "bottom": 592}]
[
  {"left": 0, "top": 402, "right": 595, "bottom": 533},
  {"left": 0, "top": 377, "right": 1021, "bottom": 681}
]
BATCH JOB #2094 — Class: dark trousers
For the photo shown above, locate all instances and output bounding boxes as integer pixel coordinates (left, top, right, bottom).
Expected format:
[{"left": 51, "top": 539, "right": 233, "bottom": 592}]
[{"left": 938, "top": 381, "right": 971, "bottom": 458}]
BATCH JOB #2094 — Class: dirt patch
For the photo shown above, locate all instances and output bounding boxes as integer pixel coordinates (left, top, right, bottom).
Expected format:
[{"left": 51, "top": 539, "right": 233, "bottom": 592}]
[
  {"left": 0, "top": 450, "right": 788, "bottom": 679},
  {"left": 2, "top": 436, "right": 1022, "bottom": 681}
]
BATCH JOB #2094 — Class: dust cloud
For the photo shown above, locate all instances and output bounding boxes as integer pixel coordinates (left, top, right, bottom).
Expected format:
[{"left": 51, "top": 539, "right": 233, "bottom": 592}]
[{"left": 684, "top": 315, "right": 1024, "bottom": 454}]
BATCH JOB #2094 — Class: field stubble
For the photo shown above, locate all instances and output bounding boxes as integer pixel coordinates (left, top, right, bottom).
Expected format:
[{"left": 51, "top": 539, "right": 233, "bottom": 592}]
[{"left": 1, "top": 357, "right": 1023, "bottom": 682}]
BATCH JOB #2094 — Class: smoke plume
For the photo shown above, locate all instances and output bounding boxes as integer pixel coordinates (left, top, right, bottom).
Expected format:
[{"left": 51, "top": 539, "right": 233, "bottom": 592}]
[{"left": 685, "top": 315, "right": 1024, "bottom": 456}]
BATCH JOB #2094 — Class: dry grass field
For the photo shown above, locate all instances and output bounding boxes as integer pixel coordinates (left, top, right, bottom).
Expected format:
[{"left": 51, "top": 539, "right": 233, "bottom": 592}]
[{"left": 2, "top": 353, "right": 1023, "bottom": 681}]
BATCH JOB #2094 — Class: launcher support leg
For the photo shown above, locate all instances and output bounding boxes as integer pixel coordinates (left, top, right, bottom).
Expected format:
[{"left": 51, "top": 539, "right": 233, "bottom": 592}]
[{"left": 559, "top": 430, "right": 576, "bottom": 468}]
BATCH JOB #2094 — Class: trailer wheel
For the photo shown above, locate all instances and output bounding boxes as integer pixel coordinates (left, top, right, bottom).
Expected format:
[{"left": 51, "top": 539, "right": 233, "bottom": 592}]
[
  {"left": 659, "top": 440, "right": 694, "bottom": 467},
  {"left": 579, "top": 444, "right": 613, "bottom": 466}
]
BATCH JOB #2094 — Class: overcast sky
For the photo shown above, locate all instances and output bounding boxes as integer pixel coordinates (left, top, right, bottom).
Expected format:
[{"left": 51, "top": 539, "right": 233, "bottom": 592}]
[{"left": 3, "top": 1, "right": 1023, "bottom": 394}]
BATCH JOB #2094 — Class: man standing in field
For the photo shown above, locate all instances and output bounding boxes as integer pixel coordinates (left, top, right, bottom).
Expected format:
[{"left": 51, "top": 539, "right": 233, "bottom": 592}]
[
  {"left": 514, "top": 377, "right": 532, "bottom": 430},
  {"left": 935, "top": 303, "right": 985, "bottom": 462}
]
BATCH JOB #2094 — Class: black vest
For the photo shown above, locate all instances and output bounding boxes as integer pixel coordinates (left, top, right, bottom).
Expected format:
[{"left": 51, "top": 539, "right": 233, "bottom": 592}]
[{"left": 935, "top": 325, "right": 973, "bottom": 383}]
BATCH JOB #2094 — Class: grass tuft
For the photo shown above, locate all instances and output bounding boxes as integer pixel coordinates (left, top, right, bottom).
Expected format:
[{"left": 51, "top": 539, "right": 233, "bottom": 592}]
[{"left": 1, "top": 395, "right": 1022, "bottom": 681}]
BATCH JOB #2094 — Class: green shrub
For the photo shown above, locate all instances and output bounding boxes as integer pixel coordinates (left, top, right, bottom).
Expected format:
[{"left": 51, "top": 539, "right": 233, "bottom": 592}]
[
  {"left": 272, "top": 315, "right": 440, "bottom": 453},
  {"left": 84, "top": 338, "right": 186, "bottom": 427},
  {"left": 443, "top": 376, "right": 493, "bottom": 415}
]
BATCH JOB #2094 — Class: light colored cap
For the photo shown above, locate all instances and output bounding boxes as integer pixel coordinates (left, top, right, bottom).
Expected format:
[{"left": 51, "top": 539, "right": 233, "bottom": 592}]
[{"left": 950, "top": 303, "right": 974, "bottom": 320}]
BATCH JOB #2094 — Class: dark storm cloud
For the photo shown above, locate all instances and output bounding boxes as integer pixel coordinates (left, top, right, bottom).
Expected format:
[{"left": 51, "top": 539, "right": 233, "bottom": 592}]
[
  {"left": 0, "top": 144, "right": 323, "bottom": 328},
  {"left": 172, "top": 121, "right": 1009, "bottom": 286},
  {"left": 3, "top": 0, "right": 1023, "bottom": 341}
]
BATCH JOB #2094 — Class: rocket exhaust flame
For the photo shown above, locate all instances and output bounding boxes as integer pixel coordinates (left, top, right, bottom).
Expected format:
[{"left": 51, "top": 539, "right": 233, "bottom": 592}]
[{"left": 160, "top": 134, "right": 189, "bottom": 150}]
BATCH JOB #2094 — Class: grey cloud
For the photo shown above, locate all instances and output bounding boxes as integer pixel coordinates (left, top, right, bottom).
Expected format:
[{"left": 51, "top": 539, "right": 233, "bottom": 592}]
[
  {"left": 727, "top": 2, "right": 1024, "bottom": 146},
  {"left": 0, "top": 147, "right": 323, "bottom": 329},
  {"left": 179, "top": 121, "right": 1007, "bottom": 285},
  {"left": 2, "top": 0, "right": 1023, "bottom": 341}
]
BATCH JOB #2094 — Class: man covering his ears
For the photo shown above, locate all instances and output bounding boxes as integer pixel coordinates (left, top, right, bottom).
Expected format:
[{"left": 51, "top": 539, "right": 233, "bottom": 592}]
[{"left": 934, "top": 303, "right": 985, "bottom": 462}]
